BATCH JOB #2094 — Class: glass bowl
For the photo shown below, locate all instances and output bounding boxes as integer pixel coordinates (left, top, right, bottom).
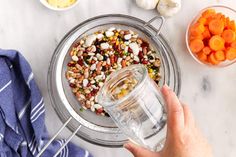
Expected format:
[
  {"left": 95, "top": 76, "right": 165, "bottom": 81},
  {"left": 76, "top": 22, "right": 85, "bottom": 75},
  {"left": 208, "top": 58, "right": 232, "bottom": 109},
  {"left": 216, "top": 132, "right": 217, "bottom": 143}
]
[
  {"left": 186, "top": 5, "right": 236, "bottom": 67},
  {"left": 48, "top": 14, "right": 181, "bottom": 147}
]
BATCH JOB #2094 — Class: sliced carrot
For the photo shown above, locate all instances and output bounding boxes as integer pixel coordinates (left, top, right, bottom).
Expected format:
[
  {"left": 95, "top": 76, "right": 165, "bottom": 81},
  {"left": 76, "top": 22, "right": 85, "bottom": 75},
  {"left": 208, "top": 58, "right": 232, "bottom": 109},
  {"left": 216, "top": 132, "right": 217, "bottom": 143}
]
[
  {"left": 190, "top": 23, "right": 205, "bottom": 36},
  {"left": 198, "top": 17, "right": 207, "bottom": 25},
  {"left": 202, "top": 9, "right": 216, "bottom": 19},
  {"left": 214, "top": 50, "right": 225, "bottom": 61},
  {"left": 202, "top": 46, "right": 211, "bottom": 55},
  {"left": 202, "top": 27, "right": 211, "bottom": 39},
  {"left": 231, "top": 41, "right": 236, "bottom": 48},
  {"left": 225, "top": 17, "right": 231, "bottom": 28},
  {"left": 209, "top": 19, "right": 224, "bottom": 35},
  {"left": 229, "top": 21, "right": 236, "bottom": 31},
  {"left": 197, "top": 51, "right": 207, "bottom": 61},
  {"left": 225, "top": 47, "right": 236, "bottom": 60},
  {"left": 205, "top": 13, "right": 222, "bottom": 25},
  {"left": 220, "top": 14, "right": 226, "bottom": 24},
  {"left": 190, "top": 39, "right": 204, "bottom": 53},
  {"left": 209, "top": 35, "right": 225, "bottom": 51},
  {"left": 222, "top": 29, "right": 236, "bottom": 43},
  {"left": 215, "top": 13, "right": 224, "bottom": 20},
  {"left": 208, "top": 53, "right": 220, "bottom": 65},
  {"left": 190, "top": 34, "right": 204, "bottom": 40}
]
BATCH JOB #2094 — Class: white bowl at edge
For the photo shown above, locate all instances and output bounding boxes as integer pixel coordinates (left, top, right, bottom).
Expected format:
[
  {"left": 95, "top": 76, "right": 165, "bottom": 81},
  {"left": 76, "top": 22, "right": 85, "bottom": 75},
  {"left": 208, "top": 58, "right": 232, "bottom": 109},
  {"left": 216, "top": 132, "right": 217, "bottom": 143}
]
[{"left": 40, "top": 0, "right": 79, "bottom": 11}]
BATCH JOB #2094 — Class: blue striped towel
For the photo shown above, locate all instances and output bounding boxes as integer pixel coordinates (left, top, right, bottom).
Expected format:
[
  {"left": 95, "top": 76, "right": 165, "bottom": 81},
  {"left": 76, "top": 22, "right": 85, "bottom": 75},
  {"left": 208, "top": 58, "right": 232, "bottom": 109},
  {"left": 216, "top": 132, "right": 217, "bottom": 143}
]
[{"left": 0, "top": 49, "right": 93, "bottom": 157}]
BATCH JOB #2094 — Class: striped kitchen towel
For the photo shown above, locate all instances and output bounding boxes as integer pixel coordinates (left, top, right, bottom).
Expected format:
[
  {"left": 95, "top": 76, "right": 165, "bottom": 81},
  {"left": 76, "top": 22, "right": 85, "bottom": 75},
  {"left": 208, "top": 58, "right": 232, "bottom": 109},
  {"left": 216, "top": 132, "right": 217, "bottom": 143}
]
[{"left": 0, "top": 49, "right": 93, "bottom": 157}]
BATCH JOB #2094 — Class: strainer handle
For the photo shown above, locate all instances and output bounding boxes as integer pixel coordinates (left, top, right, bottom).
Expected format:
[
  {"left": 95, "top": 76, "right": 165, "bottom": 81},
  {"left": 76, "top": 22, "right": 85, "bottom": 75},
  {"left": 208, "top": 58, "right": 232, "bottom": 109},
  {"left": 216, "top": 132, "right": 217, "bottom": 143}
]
[
  {"left": 36, "top": 117, "right": 81, "bottom": 157},
  {"left": 144, "top": 16, "right": 165, "bottom": 36}
]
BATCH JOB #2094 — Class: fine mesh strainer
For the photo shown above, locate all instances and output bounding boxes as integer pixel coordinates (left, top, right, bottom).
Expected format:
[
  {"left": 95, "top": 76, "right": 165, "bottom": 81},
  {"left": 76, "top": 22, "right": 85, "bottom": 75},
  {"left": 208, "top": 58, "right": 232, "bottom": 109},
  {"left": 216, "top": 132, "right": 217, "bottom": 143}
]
[{"left": 37, "top": 14, "right": 181, "bottom": 157}]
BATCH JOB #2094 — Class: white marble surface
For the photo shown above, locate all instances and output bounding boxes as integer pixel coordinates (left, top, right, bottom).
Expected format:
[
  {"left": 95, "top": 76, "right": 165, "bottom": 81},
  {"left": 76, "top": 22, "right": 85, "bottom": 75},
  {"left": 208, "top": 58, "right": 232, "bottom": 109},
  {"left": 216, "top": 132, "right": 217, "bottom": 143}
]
[{"left": 1, "top": 0, "right": 236, "bottom": 157}]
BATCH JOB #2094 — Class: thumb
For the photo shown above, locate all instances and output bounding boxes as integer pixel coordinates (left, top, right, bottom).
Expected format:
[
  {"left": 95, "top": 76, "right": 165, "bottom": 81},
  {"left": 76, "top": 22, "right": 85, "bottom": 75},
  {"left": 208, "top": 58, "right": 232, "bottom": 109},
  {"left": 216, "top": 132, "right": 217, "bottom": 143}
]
[{"left": 124, "top": 142, "right": 160, "bottom": 157}]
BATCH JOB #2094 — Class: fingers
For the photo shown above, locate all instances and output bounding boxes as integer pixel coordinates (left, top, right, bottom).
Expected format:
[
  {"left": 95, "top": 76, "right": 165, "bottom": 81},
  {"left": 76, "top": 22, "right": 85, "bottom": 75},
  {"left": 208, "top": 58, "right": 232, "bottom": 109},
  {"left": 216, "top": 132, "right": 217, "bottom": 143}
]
[
  {"left": 124, "top": 142, "right": 160, "bottom": 157},
  {"left": 161, "top": 85, "right": 185, "bottom": 134},
  {"left": 182, "top": 103, "right": 195, "bottom": 127}
]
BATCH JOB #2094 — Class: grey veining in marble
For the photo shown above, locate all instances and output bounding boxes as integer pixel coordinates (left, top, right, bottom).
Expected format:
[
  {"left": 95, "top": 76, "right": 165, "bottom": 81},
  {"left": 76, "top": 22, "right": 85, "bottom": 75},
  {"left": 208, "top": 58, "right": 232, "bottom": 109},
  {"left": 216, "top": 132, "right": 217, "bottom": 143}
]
[
  {"left": 1, "top": 0, "right": 236, "bottom": 157},
  {"left": 201, "top": 76, "right": 211, "bottom": 94}
]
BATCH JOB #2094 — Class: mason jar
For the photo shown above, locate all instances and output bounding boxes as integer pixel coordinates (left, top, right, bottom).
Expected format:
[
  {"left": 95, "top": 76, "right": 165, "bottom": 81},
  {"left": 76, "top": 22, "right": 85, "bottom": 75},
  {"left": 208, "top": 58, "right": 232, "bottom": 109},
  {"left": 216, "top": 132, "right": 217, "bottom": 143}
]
[{"left": 97, "top": 64, "right": 167, "bottom": 151}]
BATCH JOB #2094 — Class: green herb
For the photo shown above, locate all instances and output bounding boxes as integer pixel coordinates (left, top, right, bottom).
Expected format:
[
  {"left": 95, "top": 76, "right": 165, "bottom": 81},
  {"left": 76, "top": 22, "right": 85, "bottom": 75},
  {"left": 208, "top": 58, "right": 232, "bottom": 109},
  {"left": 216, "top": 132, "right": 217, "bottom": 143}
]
[
  {"left": 79, "top": 88, "right": 85, "bottom": 94},
  {"left": 123, "top": 51, "right": 129, "bottom": 56},
  {"left": 80, "top": 108, "right": 84, "bottom": 112}
]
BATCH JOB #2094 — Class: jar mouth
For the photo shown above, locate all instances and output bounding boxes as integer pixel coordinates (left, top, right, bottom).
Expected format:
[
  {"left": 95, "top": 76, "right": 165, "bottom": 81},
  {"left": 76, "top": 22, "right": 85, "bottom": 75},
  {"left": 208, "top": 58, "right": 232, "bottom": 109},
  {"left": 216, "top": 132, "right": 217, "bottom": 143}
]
[{"left": 97, "top": 64, "right": 148, "bottom": 108}]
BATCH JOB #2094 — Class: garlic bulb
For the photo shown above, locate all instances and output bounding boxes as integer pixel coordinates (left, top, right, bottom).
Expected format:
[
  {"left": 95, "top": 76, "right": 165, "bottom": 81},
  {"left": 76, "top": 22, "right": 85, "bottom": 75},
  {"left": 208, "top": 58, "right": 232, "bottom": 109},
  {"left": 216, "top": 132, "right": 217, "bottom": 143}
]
[
  {"left": 136, "top": 0, "right": 159, "bottom": 10},
  {"left": 157, "top": 0, "right": 181, "bottom": 17}
]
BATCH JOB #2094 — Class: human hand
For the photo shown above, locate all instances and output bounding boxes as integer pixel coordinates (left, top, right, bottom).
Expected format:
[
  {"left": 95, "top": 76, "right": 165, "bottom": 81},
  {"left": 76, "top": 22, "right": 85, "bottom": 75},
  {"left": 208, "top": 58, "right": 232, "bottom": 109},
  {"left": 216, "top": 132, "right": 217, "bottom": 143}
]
[{"left": 124, "top": 85, "right": 212, "bottom": 157}]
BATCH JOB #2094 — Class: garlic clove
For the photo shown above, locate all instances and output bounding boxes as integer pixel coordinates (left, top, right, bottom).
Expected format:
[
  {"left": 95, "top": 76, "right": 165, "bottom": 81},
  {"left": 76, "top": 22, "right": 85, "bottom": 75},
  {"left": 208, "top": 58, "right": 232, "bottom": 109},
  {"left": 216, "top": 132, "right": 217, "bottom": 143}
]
[
  {"left": 136, "top": 0, "right": 159, "bottom": 10},
  {"left": 157, "top": 0, "right": 181, "bottom": 17}
]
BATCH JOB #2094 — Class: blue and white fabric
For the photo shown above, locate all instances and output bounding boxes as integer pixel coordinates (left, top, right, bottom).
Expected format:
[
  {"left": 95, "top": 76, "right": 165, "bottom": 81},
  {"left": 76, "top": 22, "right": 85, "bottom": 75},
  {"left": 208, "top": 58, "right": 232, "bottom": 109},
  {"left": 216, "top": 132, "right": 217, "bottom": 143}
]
[{"left": 0, "top": 49, "right": 93, "bottom": 157}]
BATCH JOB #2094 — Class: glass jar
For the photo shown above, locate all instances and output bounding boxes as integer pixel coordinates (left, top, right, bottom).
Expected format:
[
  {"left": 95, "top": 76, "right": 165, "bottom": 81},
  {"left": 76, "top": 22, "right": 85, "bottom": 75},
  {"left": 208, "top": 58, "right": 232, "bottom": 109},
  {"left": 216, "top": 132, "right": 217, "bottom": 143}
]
[{"left": 98, "top": 64, "right": 167, "bottom": 151}]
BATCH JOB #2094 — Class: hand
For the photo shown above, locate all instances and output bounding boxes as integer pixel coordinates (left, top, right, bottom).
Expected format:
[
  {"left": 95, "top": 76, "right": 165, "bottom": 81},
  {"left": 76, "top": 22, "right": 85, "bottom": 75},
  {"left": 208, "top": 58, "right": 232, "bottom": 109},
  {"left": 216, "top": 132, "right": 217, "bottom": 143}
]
[{"left": 124, "top": 85, "right": 212, "bottom": 157}]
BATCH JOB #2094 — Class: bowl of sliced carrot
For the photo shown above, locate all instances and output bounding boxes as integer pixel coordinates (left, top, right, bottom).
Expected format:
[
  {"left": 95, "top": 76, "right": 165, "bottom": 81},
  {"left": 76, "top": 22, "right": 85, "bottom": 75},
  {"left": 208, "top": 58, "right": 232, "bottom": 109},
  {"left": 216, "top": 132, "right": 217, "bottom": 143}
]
[{"left": 186, "top": 5, "right": 236, "bottom": 67}]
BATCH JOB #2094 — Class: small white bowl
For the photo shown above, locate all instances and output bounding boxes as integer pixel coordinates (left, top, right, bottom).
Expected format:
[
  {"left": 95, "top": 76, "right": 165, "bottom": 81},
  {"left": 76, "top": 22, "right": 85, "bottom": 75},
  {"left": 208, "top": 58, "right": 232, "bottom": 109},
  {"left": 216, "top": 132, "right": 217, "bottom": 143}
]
[{"left": 40, "top": 0, "right": 79, "bottom": 11}]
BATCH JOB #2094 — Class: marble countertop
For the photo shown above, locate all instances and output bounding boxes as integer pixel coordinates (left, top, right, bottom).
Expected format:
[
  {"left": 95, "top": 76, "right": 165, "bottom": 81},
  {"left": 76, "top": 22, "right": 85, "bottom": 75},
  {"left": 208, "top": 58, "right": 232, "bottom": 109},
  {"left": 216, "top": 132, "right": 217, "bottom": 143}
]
[{"left": 1, "top": 0, "right": 236, "bottom": 157}]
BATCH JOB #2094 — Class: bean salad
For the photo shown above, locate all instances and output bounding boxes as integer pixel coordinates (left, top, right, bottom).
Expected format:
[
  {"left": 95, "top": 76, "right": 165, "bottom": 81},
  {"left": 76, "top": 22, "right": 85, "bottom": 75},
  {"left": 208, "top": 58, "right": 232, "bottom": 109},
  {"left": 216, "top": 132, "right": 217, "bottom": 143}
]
[{"left": 66, "top": 27, "right": 161, "bottom": 116}]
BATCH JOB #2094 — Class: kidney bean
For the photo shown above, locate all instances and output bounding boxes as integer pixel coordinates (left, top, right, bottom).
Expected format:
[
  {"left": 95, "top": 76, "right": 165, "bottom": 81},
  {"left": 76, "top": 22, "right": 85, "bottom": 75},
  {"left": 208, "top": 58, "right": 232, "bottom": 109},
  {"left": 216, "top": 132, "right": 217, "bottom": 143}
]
[
  {"left": 69, "top": 83, "right": 76, "bottom": 88},
  {"left": 138, "top": 51, "right": 144, "bottom": 59},
  {"left": 121, "top": 60, "right": 126, "bottom": 67},
  {"left": 77, "top": 59, "right": 84, "bottom": 66},
  {"left": 110, "top": 55, "right": 115, "bottom": 65}
]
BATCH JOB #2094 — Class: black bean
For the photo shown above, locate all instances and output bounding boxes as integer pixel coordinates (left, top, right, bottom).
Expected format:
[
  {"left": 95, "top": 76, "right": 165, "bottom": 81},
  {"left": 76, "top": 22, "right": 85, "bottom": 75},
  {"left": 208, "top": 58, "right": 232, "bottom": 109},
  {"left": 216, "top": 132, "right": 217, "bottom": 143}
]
[
  {"left": 94, "top": 39, "right": 101, "bottom": 46},
  {"left": 96, "top": 47, "right": 101, "bottom": 53},
  {"left": 102, "top": 66, "right": 106, "bottom": 71},
  {"left": 148, "top": 55, "right": 154, "bottom": 60},
  {"left": 103, "top": 55, "right": 108, "bottom": 61}
]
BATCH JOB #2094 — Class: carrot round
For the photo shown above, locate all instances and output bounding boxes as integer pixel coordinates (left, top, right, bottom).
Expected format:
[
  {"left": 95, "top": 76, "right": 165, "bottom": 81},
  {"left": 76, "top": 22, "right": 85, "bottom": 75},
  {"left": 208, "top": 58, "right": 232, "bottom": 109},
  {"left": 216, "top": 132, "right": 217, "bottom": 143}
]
[
  {"left": 202, "top": 27, "right": 211, "bottom": 39},
  {"left": 231, "top": 41, "right": 236, "bottom": 48},
  {"left": 225, "top": 47, "right": 236, "bottom": 60},
  {"left": 190, "top": 34, "right": 203, "bottom": 40},
  {"left": 190, "top": 23, "right": 205, "bottom": 36},
  {"left": 209, "top": 19, "right": 224, "bottom": 35},
  {"left": 220, "top": 15, "right": 226, "bottom": 24},
  {"left": 229, "top": 21, "right": 236, "bottom": 31},
  {"left": 215, "top": 13, "right": 224, "bottom": 20},
  {"left": 202, "top": 46, "right": 211, "bottom": 55},
  {"left": 209, "top": 35, "right": 225, "bottom": 51},
  {"left": 208, "top": 53, "right": 220, "bottom": 65},
  {"left": 222, "top": 29, "right": 236, "bottom": 43},
  {"left": 202, "top": 9, "right": 216, "bottom": 19},
  {"left": 198, "top": 17, "right": 207, "bottom": 25},
  {"left": 197, "top": 51, "right": 207, "bottom": 61},
  {"left": 190, "top": 39, "right": 204, "bottom": 53},
  {"left": 225, "top": 17, "right": 231, "bottom": 29},
  {"left": 214, "top": 50, "right": 225, "bottom": 61}
]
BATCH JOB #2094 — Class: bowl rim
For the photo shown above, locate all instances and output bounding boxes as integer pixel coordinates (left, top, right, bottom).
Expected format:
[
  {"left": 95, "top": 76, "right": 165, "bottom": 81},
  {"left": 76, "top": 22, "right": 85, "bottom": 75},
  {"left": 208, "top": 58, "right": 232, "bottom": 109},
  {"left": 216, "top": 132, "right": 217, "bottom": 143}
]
[
  {"left": 185, "top": 5, "right": 236, "bottom": 68},
  {"left": 39, "top": 0, "right": 79, "bottom": 11}
]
